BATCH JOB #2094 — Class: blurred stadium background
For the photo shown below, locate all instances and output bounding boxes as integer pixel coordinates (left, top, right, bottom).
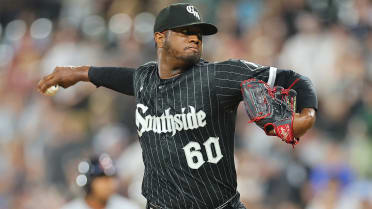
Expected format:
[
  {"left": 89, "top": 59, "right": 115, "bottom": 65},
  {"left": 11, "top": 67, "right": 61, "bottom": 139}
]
[{"left": 1, "top": 0, "right": 372, "bottom": 208}]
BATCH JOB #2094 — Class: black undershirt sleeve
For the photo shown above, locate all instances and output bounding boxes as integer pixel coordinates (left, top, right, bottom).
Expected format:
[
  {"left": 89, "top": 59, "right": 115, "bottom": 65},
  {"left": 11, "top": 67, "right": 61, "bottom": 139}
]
[
  {"left": 88, "top": 66, "right": 135, "bottom": 96},
  {"left": 275, "top": 69, "right": 318, "bottom": 112}
]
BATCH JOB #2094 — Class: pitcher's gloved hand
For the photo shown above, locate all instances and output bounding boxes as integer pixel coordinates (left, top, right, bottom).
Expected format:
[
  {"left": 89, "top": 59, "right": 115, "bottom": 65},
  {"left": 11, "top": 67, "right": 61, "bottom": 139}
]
[{"left": 241, "top": 78, "right": 300, "bottom": 147}]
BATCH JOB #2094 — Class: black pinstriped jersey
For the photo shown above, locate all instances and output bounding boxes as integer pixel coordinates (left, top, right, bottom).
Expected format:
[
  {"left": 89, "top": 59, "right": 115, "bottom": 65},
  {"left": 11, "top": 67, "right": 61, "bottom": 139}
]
[{"left": 133, "top": 59, "right": 317, "bottom": 209}]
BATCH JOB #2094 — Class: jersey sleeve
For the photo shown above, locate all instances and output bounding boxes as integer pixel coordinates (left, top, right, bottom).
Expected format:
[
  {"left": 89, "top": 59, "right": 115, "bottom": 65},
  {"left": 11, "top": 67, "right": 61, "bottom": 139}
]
[
  {"left": 214, "top": 59, "right": 271, "bottom": 108},
  {"left": 214, "top": 59, "right": 318, "bottom": 112},
  {"left": 88, "top": 66, "right": 135, "bottom": 96}
]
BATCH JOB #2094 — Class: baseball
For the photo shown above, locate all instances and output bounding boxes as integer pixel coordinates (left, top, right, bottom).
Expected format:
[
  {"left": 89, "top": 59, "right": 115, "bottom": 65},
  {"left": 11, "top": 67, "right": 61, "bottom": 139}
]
[{"left": 45, "top": 85, "right": 59, "bottom": 96}]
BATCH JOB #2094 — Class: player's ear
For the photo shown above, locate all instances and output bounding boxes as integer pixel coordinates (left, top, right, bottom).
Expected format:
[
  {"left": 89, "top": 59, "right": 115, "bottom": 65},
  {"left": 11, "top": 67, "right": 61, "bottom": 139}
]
[{"left": 154, "top": 32, "right": 166, "bottom": 48}]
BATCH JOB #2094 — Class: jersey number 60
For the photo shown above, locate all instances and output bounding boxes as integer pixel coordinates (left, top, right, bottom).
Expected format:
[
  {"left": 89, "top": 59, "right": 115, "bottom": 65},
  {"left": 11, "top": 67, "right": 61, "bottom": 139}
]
[{"left": 183, "top": 137, "right": 223, "bottom": 169}]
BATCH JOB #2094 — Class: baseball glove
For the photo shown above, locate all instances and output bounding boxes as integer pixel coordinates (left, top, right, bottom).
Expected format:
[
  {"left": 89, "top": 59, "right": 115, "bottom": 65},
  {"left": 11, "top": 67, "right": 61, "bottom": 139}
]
[{"left": 241, "top": 78, "right": 300, "bottom": 147}]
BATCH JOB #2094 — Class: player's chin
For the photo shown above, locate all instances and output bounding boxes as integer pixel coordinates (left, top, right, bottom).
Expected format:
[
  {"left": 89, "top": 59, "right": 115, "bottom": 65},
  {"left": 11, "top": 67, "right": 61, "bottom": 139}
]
[{"left": 182, "top": 54, "right": 201, "bottom": 66}]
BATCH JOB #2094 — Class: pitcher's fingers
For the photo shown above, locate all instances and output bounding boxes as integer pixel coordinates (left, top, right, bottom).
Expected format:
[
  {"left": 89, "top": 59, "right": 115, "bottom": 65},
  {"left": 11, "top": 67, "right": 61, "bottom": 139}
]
[
  {"left": 37, "top": 78, "right": 48, "bottom": 93},
  {"left": 40, "top": 77, "right": 58, "bottom": 93},
  {"left": 37, "top": 74, "right": 51, "bottom": 86},
  {"left": 37, "top": 78, "right": 46, "bottom": 92},
  {"left": 38, "top": 74, "right": 55, "bottom": 92}
]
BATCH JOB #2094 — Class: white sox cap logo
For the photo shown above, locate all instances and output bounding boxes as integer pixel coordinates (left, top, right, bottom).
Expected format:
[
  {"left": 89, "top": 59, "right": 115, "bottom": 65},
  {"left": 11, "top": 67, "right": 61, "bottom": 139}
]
[{"left": 186, "top": 5, "right": 200, "bottom": 20}]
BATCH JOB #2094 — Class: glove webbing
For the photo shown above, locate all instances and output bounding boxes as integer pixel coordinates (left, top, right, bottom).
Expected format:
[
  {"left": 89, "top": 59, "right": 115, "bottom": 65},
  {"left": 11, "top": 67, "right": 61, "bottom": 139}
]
[
  {"left": 240, "top": 79, "right": 273, "bottom": 123},
  {"left": 281, "top": 78, "right": 300, "bottom": 115}
]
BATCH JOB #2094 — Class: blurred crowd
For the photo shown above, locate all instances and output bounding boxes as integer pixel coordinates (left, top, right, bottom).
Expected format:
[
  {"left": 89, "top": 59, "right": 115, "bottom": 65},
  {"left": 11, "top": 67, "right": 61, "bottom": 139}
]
[{"left": 1, "top": 0, "right": 372, "bottom": 208}]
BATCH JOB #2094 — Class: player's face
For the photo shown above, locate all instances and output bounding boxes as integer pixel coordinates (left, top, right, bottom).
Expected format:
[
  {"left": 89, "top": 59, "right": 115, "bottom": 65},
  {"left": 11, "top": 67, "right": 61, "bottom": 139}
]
[
  {"left": 90, "top": 176, "right": 118, "bottom": 201},
  {"left": 164, "top": 26, "right": 203, "bottom": 66}
]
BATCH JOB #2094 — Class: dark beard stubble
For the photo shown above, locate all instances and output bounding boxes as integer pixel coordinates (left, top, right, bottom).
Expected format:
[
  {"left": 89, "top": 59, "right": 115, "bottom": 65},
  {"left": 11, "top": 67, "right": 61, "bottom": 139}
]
[{"left": 163, "top": 40, "right": 201, "bottom": 67}]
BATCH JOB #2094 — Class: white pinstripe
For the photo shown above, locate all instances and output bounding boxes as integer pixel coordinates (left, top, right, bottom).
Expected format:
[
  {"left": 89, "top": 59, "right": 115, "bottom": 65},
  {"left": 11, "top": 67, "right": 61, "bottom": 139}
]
[
  {"left": 177, "top": 79, "right": 203, "bottom": 208},
  {"left": 136, "top": 69, "right": 157, "bottom": 202},
  {"left": 215, "top": 85, "right": 241, "bottom": 90},
  {"left": 215, "top": 77, "right": 244, "bottom": 83},
  {"left": 145, "top": 79, "right": 157, "bottom": 105},
  {"left": 205, "top": 65, "right": 230, "bottom": 200},
  {"left": 165, "top": 82, "right": 188, "bottom": 207},
  {"left": 181, "top": 77, "right": 209, "bottom": 206},
  {"left": 187, "top": 68, "right": 219, "bottom": 206},
  {"left": 135, "top": 64, "right": 153, "bottom": 93},
  {"left": 134, "top": 67, "right": 152, "bottom": 197},
  {"left": 136, "top": 65, "right": 165, "bottom": 205},
  {"left": 216, "top": 93, "right": 237, "bottom": 97},
  {"left": 144, "top": 70, "right": 158, "bottom": 201},
  {"left": 212, "top": 65, "right": 236, "bottom": 191},
  {"left": 215, "top": 70, "right": 248, "bottom": 77},
  {"left": 222, "top": 109, "right": 237, "bottom": 187},
  {"left": 157, "top": 84, "right": 173, "bottom": 207},
  {"left": 215, "top": 63, "right": 264, "bottom": 71},
  {"left": 135, "top": 66, "right": 147, "bottom": 95}
]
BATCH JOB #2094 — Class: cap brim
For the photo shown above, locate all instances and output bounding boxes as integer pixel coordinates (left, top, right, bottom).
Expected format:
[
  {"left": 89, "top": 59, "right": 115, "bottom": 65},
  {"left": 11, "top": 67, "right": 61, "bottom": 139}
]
[{"left": 170, "top": 22, "right": 218, "bottom": 36}]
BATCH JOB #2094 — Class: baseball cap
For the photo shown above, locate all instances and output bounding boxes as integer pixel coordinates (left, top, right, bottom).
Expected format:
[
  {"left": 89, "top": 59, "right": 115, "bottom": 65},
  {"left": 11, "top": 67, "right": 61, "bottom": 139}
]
[{"left": 154, "top": 3, "right": 218, "bottom": 35}]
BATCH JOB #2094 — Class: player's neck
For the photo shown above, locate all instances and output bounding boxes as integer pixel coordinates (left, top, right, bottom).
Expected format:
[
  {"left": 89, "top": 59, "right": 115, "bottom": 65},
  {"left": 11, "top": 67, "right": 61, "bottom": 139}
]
[{"left": 157, "top": 52, "right": 187, "bottom": 79}]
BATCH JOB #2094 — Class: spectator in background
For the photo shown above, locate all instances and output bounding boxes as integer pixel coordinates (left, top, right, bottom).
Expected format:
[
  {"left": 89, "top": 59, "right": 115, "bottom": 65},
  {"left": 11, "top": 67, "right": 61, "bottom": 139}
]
[{"left": 61, "top": 154, "right": 140, "bottom": 209}]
